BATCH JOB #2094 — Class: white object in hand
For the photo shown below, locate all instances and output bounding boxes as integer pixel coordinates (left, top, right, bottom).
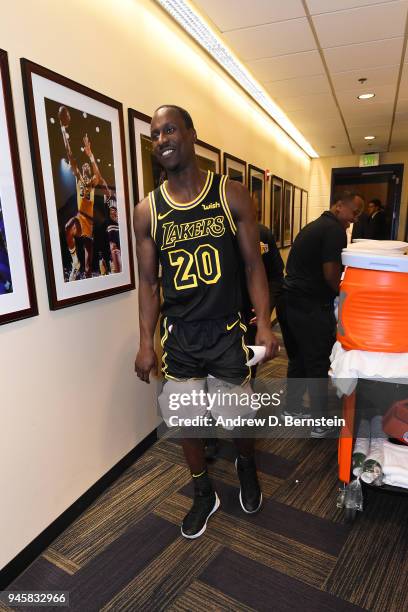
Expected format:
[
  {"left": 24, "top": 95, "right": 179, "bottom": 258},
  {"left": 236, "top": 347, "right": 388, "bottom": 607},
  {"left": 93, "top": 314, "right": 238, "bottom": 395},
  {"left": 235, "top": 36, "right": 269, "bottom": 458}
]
[{"left": 246, "top": 345, "right": 266, "bottom": 367}]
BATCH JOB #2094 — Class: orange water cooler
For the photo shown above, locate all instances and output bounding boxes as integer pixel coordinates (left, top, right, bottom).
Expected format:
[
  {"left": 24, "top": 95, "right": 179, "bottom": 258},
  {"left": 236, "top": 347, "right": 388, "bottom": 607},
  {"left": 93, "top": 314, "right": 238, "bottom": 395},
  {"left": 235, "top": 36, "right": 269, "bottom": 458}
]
[
  {"left": 337, "top": 247, "right": 408, "bottom": 353},
  {"left": 335, "top": 243, "right": 408, "bottom": 517}
]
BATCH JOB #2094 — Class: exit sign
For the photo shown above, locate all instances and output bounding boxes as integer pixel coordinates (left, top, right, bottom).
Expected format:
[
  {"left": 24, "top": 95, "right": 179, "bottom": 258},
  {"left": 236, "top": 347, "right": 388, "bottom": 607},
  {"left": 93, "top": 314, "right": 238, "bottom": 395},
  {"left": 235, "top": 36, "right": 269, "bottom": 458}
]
[{"left": 359, "top": 153, "right": 380, "bottom": 167}]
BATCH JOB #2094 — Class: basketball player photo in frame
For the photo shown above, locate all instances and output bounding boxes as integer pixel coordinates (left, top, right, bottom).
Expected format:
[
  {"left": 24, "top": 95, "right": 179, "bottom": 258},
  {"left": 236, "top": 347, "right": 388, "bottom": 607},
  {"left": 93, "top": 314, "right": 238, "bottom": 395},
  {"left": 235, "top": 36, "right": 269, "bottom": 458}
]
[
  {"left": 0, "top": 49, "right": 37, "bottom": 325},
  {"left": 21, "top": 59, "right": 135, "bottom": 310}
]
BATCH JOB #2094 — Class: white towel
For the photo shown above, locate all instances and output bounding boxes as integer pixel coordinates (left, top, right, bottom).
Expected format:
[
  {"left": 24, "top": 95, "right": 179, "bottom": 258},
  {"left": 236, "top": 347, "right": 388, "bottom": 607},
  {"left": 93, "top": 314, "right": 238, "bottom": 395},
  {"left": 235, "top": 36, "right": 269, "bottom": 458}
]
[
  {"left": 383, "top": 477, "right": 408, "bottom": 488},
  {"left": 330, "top": 341, "right": 408, "bottom": 396},
  {"left": 246, "top": 345, "right": 266, "bottom": 367},
  {"left": 382, "top": 440, "right": 408, "bottom": 488}
]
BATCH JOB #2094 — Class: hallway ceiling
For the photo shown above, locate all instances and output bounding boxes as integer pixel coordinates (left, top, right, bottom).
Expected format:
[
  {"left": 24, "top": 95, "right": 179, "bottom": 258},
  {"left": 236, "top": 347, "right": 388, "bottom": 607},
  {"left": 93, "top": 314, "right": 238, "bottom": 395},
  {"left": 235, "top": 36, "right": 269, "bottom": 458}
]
[{"left": 193, "top": 0, "right": 408, "bottom": 157}]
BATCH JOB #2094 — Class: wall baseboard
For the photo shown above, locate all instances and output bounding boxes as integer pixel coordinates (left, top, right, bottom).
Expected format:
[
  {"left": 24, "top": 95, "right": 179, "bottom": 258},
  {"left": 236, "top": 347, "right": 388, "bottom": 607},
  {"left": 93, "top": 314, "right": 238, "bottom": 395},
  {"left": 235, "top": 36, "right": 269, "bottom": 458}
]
[{"left": 0, "top": 429, "right": 158, "bottom": 589}]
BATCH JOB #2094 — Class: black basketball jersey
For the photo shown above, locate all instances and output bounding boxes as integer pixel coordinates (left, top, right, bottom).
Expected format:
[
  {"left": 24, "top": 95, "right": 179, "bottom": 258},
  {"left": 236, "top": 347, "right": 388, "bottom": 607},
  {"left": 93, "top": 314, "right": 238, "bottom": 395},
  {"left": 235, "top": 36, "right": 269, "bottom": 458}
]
[{"left": 149, "top": 171, "right": 242, "bottom": 321}]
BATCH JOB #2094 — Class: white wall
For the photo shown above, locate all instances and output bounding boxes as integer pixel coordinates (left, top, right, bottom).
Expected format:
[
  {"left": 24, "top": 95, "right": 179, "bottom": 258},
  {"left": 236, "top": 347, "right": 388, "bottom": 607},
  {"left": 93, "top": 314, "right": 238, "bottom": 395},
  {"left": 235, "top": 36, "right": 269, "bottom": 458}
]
[
  {"left": 309, "top": 153, "right": 408, "bottom": 240},
  {"left": 0, "top": 0, "right": 311, "bottom": 569}
]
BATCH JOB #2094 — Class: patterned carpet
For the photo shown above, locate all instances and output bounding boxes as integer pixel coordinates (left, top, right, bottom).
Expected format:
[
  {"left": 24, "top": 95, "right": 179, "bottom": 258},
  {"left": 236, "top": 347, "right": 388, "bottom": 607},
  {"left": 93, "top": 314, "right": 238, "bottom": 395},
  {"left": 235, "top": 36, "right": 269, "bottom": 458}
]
[{"left": 3, "top": 336, "right": 408, "bottom": 612}]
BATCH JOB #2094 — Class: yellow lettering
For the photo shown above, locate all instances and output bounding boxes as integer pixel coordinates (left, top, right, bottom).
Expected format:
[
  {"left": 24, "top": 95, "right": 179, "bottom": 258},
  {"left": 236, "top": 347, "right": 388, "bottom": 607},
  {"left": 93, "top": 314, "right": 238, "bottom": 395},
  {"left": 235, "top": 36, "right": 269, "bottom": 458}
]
[
  {"left": 161, "top": 217, "right": 225, "bottom": 249},
  {"left": 209, "top": 216, "right": 225, "bottom": 237}
]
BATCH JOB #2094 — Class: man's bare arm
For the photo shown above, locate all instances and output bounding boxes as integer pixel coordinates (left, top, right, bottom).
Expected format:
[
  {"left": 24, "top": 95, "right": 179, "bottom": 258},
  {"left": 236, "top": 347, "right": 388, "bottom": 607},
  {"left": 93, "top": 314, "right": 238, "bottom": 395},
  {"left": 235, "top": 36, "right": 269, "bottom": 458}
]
[
  {"left": 226, "top": 180, "right": 279, "bottom": 361},
  {"left": 323, "top": 262, "right": 342, "bottom": 295},
  {"left": 60, "top": 123, "right": 79, "bottom": 178},
  {"left": 101, "top": 178, "right": 111, "bottom": 199},
  {"left": 133, "top": 197, "right": 160, "bottom": 383},
  {"left": 83, "top": 134, "right": 102, "bottom": 186}
]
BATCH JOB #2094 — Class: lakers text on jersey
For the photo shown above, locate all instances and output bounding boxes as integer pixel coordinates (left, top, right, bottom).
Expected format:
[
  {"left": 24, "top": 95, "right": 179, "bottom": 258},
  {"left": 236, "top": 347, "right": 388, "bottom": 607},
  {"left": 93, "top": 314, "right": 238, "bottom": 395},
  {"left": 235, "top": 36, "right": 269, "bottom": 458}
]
[{"left": 149, "top": 171, "right": 242, "bottom": 321}]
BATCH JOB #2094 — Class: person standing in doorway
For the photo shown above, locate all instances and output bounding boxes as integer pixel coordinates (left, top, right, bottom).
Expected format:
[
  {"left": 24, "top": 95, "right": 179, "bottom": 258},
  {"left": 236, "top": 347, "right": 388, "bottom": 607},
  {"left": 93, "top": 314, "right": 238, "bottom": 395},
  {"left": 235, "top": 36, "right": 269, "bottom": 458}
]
[{"left": 367, "top": 198, "right": 387, "bottom": 240}]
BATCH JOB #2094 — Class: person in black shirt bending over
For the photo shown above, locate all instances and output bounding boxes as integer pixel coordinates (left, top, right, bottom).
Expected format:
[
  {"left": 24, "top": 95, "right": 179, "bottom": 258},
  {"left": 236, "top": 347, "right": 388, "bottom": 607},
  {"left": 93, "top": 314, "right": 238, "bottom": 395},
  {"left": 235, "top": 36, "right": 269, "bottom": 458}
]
[{"left": 279, "top": 191, "right": 363, "bottom": 437}]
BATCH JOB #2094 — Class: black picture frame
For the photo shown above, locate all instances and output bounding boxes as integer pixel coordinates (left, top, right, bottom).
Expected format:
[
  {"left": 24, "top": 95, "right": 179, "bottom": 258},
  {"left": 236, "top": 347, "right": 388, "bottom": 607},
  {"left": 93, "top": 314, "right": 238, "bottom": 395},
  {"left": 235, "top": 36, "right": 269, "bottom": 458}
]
[
  {"left": 21, "top": 59, "right": 135, "bottom": 310},
  {"left": 128, "top": 108, "right": 166, "bottom": 204},
  {"left": 223, "top": 152, "right": 246, "bottom": 185},
  {"left": 282, "top": 181, "right": 294, "bottom": 247},
  {"left": 292, "top": 186, "right": 302, "bottom": 242},
  {"left": 270, "top": 175, "right": 283, "bottom": 247},
  {"left": 196, "top": 139, "right": 221, "bottom": 174},
  {"left": 301, "top": 189, "right": 308, "bottom": 228},
  {"left": 0, "top": 49, "right": 37, "bottom": 325},
  {"left": 248, "top": 164, "right": 265, "bottom": 223}
]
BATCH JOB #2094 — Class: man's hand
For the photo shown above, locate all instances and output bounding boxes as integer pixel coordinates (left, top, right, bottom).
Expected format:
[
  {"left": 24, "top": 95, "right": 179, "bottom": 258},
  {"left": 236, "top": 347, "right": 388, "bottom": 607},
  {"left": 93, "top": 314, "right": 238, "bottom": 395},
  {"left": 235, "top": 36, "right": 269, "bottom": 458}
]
[
  {"left": 255, "top": 325, "right": 280, "bottom": 362},
  {"left": 135, "top": 346, "right": 158, "bottom": 383},
  {"left": 83, "top": 133, "right": 92, "bottom": 158}
]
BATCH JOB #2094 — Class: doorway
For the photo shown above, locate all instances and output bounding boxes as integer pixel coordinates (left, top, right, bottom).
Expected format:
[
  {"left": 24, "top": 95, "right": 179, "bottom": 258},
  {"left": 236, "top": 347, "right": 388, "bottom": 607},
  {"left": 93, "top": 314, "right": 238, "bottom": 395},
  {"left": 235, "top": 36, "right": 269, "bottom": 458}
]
[{"left": 330, "top": 164, "right": 404, "bottom": 239}]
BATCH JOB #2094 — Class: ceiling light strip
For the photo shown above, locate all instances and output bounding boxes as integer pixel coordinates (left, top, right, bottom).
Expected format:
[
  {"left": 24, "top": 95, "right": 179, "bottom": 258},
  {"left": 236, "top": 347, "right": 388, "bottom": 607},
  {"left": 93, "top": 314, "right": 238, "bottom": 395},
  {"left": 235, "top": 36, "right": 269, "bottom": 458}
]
[
  {"left": 387, "top": 8, "right": 408, "bottom": 151},
  {"left": 155, "top": 0, "right": 319, "bottom": 158},
  {"left": 302, "top": 0, "right": 354, "bottom": 155}
]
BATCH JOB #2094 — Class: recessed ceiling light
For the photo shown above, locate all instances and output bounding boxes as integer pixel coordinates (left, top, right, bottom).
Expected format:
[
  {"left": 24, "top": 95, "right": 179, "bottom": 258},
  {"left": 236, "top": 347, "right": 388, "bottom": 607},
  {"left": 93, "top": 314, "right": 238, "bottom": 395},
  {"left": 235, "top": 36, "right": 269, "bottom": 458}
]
[
  {"left": 155, "top": 0, "right": 318, "bottom": 158},
  {"left": 357, "top": 93, "right": 375, "bottom": 100},
  {"left": 364, "top": 135, "right": 376, "bottom": 140}
]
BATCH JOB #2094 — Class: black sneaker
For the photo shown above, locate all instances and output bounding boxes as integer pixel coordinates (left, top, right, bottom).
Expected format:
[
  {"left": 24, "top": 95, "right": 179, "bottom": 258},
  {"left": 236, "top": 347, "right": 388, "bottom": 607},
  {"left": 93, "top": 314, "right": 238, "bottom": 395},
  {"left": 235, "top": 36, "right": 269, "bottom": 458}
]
[
  {"left": 181, "top": 472, "right": 220, "bottom": 539},
  {"left": 310, "top": 425, "right": 336, "bottom": 438},
  {"left": 235, "top": 456, "right": 263, "bottom": 514},
  {"left": 204, "top": 438, "right": 219, "bottom": 461},
  {"left": 280, "top": 409, "right": 312, "bottom": 420}
]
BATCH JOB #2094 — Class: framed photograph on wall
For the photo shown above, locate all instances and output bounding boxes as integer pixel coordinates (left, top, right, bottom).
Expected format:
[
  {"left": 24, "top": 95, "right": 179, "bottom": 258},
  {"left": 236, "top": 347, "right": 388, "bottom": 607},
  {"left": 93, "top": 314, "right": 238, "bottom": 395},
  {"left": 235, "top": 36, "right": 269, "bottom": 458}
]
[
  {"left": 21, "top": 59, "right": 135, "bottom": 310},
  {"left": 248, "top": 164, "right": 265, "bottom": 223},
  {"left": 195, "top": 139, "right": 221, "bottom": 174},
  {"left": 128, "top": 108, "right": 165, "bottom": 204},
  {"left": 223, "top": 153, "right": 246, "bottom": 184},
  {"left": 301, "top": 189, "right": 308, "bottom": 228},
  {"left": 282, "top": 181, "right": 294, "bottom": 247},
  {"left": 292, "top": 186, "right": 302, "bottom": 242},
  {"left": 270, "top": 176, "right": 283, "bottom": 247},
  {"left": 0, "top": 49, "right": 37, "bottom": 325}
]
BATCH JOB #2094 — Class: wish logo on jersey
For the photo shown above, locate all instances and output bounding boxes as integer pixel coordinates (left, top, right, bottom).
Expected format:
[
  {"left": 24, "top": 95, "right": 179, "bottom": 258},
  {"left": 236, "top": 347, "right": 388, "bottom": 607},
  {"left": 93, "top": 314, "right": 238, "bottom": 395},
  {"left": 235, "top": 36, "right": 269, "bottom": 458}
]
[{"left": 161, "top": 216, "right": 226, "bottom": 250}]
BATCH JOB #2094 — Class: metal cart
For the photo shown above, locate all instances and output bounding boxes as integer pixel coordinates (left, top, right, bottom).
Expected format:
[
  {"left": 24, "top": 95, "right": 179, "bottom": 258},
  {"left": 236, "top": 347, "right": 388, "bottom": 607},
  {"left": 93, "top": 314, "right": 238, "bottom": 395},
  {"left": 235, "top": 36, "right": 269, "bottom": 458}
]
[{"left": 337, "top": 388, "right": 408, "bottom": 523}]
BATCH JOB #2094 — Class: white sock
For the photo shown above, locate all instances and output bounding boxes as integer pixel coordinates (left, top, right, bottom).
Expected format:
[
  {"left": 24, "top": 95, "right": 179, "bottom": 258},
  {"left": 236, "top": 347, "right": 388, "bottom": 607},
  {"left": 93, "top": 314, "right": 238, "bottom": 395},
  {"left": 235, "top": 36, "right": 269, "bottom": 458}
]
[{"left": 69, "top": 247, "right": 79, "bottom": 268}]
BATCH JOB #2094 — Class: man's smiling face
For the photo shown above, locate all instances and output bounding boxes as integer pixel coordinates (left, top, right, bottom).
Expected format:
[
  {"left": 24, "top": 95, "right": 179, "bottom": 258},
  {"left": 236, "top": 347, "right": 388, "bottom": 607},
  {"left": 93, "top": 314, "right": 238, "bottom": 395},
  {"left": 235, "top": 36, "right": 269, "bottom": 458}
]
[{"left": 150, "top": 107, "right": 196, "bottom": 172}]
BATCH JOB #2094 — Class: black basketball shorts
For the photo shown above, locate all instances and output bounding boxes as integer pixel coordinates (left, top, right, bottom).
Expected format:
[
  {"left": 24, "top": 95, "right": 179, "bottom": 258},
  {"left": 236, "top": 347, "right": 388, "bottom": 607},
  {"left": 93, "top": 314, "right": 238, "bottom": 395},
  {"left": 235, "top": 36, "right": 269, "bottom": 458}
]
[{"left": 160, "top": 314, "right": 251, "bottom": 384}]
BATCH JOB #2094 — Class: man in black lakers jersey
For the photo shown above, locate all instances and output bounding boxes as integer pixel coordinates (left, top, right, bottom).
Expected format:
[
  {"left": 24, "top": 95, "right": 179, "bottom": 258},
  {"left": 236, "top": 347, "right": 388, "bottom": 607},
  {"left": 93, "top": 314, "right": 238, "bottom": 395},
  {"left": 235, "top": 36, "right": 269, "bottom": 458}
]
[{"left": 134, "top": 106, "right": 279, "bottom": 539}]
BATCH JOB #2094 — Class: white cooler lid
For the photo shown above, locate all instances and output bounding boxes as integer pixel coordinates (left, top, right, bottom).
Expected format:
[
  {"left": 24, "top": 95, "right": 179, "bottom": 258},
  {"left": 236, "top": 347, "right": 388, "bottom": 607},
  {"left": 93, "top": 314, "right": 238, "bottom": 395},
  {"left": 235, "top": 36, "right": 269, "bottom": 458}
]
[
  {"left": 342, "top": 249, "right": 408, "bottom": 272},
  {"left": 349, "top": 240, "right": 408, "bottom": 253}
]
